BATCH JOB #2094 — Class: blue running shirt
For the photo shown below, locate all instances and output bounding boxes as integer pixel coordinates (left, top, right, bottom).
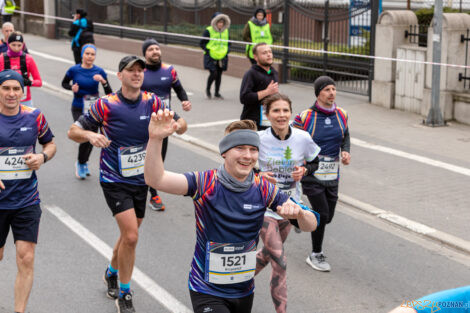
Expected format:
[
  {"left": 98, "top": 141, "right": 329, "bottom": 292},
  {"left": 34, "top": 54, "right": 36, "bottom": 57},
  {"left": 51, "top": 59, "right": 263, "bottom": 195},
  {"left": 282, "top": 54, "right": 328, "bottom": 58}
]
[
  {"left": 0, "top": 105, "right": 54, "bottom": 209},
  {"left": 80, "top": 91, "right": 163, "bottom": 185},
  {"left": 184, "top": 169, "right": 289, "bottom": 298}
]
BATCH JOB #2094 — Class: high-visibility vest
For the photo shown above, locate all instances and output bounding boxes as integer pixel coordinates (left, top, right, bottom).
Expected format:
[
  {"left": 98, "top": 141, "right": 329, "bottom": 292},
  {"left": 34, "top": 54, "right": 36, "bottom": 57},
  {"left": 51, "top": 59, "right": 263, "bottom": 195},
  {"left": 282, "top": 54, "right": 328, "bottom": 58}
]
[
  {"left": 246, "top": 21, "right": 273, "bottom": 59},
  {"left": 205, "top": 26, "right": 229, "bottom": 60},
  {"left": 4, "top": 0, "right": 15, "bottom": 14}
]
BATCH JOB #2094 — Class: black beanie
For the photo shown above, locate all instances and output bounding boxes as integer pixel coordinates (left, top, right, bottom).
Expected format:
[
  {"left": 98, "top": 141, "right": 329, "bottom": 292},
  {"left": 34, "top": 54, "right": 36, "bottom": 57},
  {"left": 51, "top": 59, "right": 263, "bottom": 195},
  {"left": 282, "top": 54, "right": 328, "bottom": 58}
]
[
  {"left": 142, "top": 38, "right": 160, "bottom": 56},
  {"left": 8, "top": 33, "right": 23, "bottom": 44},
  {"left": 314, "top": 76, "right": 335, "bottom": 97}
]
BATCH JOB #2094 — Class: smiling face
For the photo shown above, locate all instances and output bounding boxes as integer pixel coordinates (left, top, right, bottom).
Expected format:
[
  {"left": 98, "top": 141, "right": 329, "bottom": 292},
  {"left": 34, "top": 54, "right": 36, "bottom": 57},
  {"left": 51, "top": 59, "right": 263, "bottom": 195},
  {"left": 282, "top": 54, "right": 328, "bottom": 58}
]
[
  {"left": 317, "top": 84, "right": 336, "bottom": 107},
  {"left": 118, "top": 63, "right": 144, "bottom": 90},
  {"left": 223, "top": 145, "right": 259, "bottom": 181},
  {"left": 0, "top": 80, "right": 23, "bottom": 113},
  {"left": 145, "top": 44, "right": 161, "bottom": 65},
  {"left": 266, "top": 99, "right": 292, "bottom": 133}
]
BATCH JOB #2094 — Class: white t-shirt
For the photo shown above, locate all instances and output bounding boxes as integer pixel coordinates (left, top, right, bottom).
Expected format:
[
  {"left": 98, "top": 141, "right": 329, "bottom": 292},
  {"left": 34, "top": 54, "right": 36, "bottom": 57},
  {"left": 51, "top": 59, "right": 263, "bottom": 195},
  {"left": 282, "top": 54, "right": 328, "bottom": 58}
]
[{"left": 258, "top": 126, "right": 321, "bottom": 219}]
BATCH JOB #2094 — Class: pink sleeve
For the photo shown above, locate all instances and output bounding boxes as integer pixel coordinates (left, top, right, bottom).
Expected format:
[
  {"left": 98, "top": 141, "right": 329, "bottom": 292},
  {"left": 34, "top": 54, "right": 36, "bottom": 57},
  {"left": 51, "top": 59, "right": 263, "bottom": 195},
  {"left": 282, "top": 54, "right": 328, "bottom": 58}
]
[{"left": 26, "top": 55, "right": 42, "bottom": 87}]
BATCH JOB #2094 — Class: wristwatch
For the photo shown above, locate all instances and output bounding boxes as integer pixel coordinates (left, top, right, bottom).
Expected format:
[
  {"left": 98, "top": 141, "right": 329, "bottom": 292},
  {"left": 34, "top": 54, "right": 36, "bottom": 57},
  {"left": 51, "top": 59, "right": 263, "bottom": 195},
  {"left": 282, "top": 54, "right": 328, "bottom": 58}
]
[{"left": 41, "top": 152, "right": 48, "bottom": 163}]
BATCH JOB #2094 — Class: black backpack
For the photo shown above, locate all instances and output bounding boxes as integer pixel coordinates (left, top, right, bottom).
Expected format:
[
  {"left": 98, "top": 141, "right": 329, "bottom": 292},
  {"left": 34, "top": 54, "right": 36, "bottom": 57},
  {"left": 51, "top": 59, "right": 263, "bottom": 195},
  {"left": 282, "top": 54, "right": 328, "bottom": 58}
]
[{"left": 3, "top": 53, "right": 28, "bottom": 81}]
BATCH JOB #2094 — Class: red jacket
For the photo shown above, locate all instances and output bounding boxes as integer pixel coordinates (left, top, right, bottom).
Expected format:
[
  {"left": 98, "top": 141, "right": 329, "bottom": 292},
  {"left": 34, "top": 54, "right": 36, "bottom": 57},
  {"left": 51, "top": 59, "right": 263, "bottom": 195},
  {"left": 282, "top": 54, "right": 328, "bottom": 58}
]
[{"left": 0, "top": 52, "right": 42, "bottom": 102}]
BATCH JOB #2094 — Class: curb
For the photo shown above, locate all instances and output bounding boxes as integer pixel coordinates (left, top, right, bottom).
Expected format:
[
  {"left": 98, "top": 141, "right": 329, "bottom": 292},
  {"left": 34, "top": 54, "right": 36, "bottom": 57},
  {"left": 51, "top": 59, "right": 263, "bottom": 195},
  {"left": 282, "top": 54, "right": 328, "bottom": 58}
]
[
  {"left": 338, "top": 194, "right": 470, "bottom": 255},
  {"left": 42, "top": 81, "right": 470, "bottom": 256}
]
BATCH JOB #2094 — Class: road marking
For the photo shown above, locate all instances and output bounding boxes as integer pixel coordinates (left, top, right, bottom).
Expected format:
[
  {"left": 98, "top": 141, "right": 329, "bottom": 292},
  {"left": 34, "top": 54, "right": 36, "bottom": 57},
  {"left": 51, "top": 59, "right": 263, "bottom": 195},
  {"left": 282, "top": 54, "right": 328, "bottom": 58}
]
[
  {"left": 351, "top": 138, "right": 470, "bottom": 177},
  {"left": 189, "top": 119, "right": 237, "bottom": 128},
  {"left": 46, "top": 205, "right": 192, "bottom": 313}
]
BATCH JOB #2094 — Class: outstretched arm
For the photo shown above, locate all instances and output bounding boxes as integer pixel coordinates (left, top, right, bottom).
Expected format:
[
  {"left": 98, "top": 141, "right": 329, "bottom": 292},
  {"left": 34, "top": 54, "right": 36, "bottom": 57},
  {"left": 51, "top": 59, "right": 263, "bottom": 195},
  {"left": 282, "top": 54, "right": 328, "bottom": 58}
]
[{"left": 144, "top": 109, "right": 189, "bottom": 195}]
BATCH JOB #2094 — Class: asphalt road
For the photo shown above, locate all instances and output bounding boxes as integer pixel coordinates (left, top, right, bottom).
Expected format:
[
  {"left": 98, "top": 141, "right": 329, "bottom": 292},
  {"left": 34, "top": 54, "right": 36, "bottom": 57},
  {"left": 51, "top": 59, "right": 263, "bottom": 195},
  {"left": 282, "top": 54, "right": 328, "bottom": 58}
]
[{"left": 0, "top": 88, "right": 469, "bottom": 313}]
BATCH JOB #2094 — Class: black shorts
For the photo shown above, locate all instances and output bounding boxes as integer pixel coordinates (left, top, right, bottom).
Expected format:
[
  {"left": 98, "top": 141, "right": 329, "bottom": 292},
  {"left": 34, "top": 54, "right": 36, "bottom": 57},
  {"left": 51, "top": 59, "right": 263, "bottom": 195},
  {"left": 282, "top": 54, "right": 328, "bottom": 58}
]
[
  {"left": 100, "top": 182, "right": 148, "bottom": 219},
  {"left": 189, "top": 290, "right": 254, "bottom": 313},
  {"left": 0, "top": 204, "right": 42, "bottom": 248}
]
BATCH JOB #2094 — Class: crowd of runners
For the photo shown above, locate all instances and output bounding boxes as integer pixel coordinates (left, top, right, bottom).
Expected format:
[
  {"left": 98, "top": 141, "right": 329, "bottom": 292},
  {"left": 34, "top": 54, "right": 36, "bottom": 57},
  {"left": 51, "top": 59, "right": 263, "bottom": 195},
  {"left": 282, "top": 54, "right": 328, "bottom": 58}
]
[{"left": 0, "top": 7, "right": 467, "bottom": 313}]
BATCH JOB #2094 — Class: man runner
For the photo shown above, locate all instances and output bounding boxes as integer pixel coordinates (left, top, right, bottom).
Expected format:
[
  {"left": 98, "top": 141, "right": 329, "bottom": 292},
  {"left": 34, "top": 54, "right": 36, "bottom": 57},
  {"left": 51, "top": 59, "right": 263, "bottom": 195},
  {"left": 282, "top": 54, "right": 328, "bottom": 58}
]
[
  {"left": 144, "top": 112, "right": 318, "bottom": 313},
  {"left": 68, "top": 56, "right": 163, "bottom": 313},
  {"left": 0, "top": 69, "right": 56, "bottom": 313},
  {"left": 141, "top": 38, "right": 191, "bottom": 211}
]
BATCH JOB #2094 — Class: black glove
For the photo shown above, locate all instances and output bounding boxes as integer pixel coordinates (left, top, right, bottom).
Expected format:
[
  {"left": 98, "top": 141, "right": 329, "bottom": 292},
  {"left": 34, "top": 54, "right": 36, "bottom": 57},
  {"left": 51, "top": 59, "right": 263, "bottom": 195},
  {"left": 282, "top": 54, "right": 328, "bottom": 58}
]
[{"left": 23, "top": 78, "right": 32, "bottom": 87}]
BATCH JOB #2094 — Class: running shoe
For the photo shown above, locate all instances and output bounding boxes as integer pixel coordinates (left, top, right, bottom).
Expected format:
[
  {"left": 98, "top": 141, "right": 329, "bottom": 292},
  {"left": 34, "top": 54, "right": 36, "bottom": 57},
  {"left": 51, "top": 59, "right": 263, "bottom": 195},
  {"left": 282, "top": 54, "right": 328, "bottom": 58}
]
[
  {"left": 84, "top": 163, "right": 91, "bottom": 176},
  {"left": 103, "top": 269, "right": 119, "bottom": 299},
  {"left": 115, "top": 292, "right": 136, "bottom": 313},
  {"left": 75, "top": 162, "right": 86, "bottom": 180},
  {"left": 149, "top": 195, "right": 165, "bottom": 211},
  {"left": 214, "top": 93, "right": 224, "bottom": 100},
  {"left": 306, "top": 253, "right": 331, "bottom": 272}
]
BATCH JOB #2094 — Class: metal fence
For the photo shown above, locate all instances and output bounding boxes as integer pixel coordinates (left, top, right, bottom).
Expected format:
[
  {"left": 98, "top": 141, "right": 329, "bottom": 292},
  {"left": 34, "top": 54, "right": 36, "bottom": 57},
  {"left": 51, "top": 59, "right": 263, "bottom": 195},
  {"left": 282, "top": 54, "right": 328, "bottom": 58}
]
[{"left": 55, "top": 0, "right": 379, "bottom": 97}]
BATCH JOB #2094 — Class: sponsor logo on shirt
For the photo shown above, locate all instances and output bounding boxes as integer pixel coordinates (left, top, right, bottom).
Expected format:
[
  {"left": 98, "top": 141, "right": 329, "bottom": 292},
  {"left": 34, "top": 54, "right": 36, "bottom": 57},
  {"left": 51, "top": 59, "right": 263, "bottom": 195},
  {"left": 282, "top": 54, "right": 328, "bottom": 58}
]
[
  {"left": 20, "top": 127, "right": 32, "bottom": 131},
  {"left": 161, "top": 77, "right": 168, "bottom": 81},
  {"left": 243, "top": 204, "right": 260, "bottom": 210},
  {"left": 223, "top": 246, "right": 235, "bottom": 252},
  {"left": 140, "top": 115, "right": 149, "bottom": 120}
]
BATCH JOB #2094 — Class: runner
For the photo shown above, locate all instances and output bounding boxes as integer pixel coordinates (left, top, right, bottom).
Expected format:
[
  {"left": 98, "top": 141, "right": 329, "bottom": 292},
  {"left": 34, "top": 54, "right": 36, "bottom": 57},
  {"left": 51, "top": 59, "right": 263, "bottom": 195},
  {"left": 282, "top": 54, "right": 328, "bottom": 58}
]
[
  {"left": 0, "top": 32, "right": 41, "bottom": 107},
  {"left": 243, "top": 8, "right": 273, "bottom": 65},
  {"left": 0, "top": 69, "right": 56, "bottom": 313},
  {"left": 240, "top": 43, "right": 278, "bottom": 130},
  {"left": 292, "top": 75, "right": 351, "bottom": 272},
  {"left": 200, "top": 12, "right": 231, "bottom": 100},
  {"left": 61, "top": 44, "right": 112, "bottom": 179},
  {"left": 0, "top": 22, "right": 27, "bottom": 53},
  {"left": 144, "top": 114, "right": 318, "bottom": 313},
  {"left": 141, "top": 38, "right": 190, "bottom": 211},
  {"left": 256, "top": 93, "right": 320, "bottom": 313},
  {"left": 68, "top": 55, "right": 164, "bottom": 313}
]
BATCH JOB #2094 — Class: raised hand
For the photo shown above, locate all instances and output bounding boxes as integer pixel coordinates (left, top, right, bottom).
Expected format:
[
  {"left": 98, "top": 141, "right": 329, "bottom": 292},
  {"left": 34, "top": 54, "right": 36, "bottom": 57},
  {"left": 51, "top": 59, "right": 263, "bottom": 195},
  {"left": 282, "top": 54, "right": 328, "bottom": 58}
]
[{"left": 148, "top": 109, "right": 178, "bottom": 140}]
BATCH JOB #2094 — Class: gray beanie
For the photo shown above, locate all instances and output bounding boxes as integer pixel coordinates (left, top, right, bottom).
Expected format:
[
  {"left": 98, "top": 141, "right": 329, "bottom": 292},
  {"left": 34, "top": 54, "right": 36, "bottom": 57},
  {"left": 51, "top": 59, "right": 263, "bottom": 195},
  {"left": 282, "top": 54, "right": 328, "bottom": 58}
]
[
  {"left": 314, "top": 76, "right": 335, "bottom": 97},
  {"left": 142, "top": 38, "right": 160, "bottom": 56}
]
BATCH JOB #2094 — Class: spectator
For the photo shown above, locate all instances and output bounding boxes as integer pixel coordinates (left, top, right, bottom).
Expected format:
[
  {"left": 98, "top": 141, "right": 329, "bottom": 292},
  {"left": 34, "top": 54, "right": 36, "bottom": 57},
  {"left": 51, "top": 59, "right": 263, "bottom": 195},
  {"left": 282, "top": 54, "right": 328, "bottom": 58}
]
[
  {"left": 0, "top": 0, "right": 15, "bottom": 23},
  {"left": 68, "top": 8, "right": 94, "bottom": 64},
  {"left": 243, "top": 8, "right": 273, "bottom": 65},
  {"left": 199, "top": 12, "right": 231, "bottom": 100}
]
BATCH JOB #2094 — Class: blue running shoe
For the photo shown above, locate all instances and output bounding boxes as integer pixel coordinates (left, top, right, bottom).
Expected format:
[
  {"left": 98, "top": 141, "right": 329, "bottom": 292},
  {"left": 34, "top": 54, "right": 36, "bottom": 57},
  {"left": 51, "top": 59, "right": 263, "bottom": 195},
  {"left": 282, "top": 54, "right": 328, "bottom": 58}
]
[
  {"left": 84, "top": 163, "right": 91, "bottom": 176},
  {"left": 75, "top": 162, "right": 86, "bottom": 180}
]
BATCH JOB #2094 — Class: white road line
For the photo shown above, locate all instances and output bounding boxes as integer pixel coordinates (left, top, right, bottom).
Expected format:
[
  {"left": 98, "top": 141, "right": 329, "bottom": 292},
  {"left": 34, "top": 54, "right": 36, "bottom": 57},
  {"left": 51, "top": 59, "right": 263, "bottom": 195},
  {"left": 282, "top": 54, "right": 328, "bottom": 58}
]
[
  {"left": 351, "top": 138, "right": 470, "bottom": 177},
  {"left": 45, "top": 205, "right": 192, "bottom": 313},
  {"left": 189, "top": 119, "right": 237, "bottom": 128}
]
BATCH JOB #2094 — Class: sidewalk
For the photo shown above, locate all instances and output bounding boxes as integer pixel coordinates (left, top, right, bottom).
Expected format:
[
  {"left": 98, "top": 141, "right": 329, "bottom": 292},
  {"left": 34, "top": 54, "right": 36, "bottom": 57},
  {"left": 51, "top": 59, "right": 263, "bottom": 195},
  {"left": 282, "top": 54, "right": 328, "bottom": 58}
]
[{"left": 24, "top": 33, "right": 470, "bottom": 248}]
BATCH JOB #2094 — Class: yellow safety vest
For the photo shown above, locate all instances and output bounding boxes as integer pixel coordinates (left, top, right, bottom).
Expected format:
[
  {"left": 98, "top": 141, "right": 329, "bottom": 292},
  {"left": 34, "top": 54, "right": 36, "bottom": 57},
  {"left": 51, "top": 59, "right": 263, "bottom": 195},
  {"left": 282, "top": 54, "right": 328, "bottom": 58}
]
[
  {"left": 4, "top": 0, "right": 15, "bottom": 14},
  {"left": 246, "top": 21, "right": 273, "bottom": 59},
  {"left": 206, "top": 26, "right": 229, "bottom": 61}
]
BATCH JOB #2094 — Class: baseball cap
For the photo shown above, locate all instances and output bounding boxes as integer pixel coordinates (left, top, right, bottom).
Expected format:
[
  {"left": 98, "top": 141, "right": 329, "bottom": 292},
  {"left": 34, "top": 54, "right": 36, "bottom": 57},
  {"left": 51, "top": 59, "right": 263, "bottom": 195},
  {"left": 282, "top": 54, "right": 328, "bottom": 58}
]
[{"left": 118, "top": 55, "right": 145, "bottom": 72}]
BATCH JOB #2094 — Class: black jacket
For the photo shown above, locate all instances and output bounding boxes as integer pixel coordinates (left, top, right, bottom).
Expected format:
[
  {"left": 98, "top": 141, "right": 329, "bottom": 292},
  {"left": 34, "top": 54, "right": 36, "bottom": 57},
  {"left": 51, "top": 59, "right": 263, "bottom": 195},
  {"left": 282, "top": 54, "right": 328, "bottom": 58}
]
[{"left": 239, "top": 64, "right": 278, "bottom": 126}]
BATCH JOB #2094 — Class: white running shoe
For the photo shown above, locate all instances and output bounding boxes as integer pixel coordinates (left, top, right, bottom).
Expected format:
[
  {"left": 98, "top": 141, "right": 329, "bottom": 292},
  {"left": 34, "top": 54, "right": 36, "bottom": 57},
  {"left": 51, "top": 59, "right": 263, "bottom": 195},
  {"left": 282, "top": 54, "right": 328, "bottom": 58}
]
[{"left": 306, "top": 253, "right": 331, "bottom": 272}]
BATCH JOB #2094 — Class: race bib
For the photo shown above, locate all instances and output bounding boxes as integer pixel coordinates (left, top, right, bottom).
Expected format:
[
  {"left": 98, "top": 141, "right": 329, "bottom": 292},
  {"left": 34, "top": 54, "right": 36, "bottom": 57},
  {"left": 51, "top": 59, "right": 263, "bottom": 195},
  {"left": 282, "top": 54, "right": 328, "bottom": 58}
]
[
  {"left": 118, "top": 145, "right": 146, "bottom": 177},
  {"left": 260, "top": 105, "right": 271, "bottom": 127},
  {"left": 314, "top": 155, "right": 339, "bottom": 181},
  {"left": 205, "top": 240, "right": 257, "bottom": 285},
  {"left": 0, "top": 146, "right": 33, "bottom": 180},
  {"left": 83, "top": 95, "right": 98, "bottom": 114}
]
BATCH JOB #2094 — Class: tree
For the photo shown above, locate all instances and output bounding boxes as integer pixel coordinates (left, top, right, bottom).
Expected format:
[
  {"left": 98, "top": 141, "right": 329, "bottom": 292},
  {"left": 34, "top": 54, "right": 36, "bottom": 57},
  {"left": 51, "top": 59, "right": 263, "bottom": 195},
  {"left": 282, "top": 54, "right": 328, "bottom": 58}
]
[{"left": 284, "top": 146, "right": 292, "bottom": 160}]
